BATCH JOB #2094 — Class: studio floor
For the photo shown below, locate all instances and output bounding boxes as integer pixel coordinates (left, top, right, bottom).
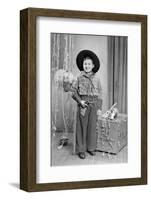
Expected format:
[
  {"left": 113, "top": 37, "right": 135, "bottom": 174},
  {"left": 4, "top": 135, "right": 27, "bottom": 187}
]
[{"left": 51, "top": 132, "right": 128, "bottom": 166}]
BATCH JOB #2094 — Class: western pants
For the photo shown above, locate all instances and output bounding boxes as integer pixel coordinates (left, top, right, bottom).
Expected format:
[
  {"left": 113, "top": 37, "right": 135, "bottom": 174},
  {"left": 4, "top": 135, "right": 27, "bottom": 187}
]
[{"left": 76, "top": 102, "right": 97, "bottom": 153}]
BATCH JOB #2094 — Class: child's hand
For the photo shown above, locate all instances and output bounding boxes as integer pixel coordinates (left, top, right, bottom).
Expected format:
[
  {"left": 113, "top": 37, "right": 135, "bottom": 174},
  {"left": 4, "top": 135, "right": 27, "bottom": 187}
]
[{"left": 80, "top": 100, "right": 88, "bottom": 108}]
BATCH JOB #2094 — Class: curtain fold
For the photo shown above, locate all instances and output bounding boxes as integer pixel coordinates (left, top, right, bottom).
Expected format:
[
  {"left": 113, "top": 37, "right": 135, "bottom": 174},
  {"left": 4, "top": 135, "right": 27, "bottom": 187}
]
[
  {"left": 51, "top": 33, "right": 75, "bottom": 134},
  {"left": 108, "top": 36, "right": 127, "bottom": 114}
]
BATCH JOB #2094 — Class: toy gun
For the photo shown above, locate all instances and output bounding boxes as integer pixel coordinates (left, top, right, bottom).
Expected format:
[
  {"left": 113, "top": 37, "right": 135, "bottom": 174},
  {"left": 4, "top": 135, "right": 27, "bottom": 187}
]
[
  {"left": 102, "top": 103, "right": 118, "bottom": 119},
  {"left": 109, "top": 103, "right": 117, "bottom": 112}
]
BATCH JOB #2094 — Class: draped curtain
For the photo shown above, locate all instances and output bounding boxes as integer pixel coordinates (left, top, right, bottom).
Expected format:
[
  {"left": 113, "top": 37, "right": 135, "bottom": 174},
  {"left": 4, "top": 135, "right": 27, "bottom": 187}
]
[
  {"left": 107, "top": 36, "right": 127, "bottom": 114},
  {"left": 51, "top": 33, "right": 76, "bottom": 134}
]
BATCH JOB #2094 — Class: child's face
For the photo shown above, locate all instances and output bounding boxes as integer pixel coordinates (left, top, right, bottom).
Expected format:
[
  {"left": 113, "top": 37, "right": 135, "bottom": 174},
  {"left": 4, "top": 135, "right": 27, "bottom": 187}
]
[{"left": 83, "top": 58, "right": 94, "bottom": 73}]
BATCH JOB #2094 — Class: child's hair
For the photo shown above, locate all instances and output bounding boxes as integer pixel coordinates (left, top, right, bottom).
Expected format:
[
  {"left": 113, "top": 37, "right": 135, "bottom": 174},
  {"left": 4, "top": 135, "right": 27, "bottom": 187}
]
[{"left": 83, "top": 56, "right": 94, "bottom": 65}]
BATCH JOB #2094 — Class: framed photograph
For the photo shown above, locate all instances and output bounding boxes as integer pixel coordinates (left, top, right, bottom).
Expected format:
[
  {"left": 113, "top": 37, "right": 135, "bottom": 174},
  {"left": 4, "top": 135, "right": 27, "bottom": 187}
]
[{"left": 20, "top": 8, "right": 147, "bottom": 191}]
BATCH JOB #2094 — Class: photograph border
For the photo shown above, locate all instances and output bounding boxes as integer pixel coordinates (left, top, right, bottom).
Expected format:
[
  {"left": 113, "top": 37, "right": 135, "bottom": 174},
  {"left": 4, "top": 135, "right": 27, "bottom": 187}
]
[{"left": 20, "top": 7, "right": 147, "bottom": 192}]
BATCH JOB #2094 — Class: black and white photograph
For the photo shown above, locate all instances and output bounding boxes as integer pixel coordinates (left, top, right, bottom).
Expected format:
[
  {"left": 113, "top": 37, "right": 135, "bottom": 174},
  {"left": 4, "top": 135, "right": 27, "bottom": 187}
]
[
  {"left": 19, "top": 7, "right": 147, "bottom": 192},
  {"left": 51, "top": 33, "right": 128, "bottom": 166}
]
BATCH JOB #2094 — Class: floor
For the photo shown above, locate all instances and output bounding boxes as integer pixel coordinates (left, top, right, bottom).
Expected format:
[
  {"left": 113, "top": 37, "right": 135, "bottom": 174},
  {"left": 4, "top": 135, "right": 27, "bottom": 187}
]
[{"left": 51, "top": 132, "right": 128, "bottom": 166}]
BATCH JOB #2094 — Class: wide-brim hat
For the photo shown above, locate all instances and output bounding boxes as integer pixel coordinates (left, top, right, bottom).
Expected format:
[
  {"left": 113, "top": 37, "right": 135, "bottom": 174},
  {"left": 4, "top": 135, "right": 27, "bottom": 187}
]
[{"left": 76, "top": 50, "right": 100, "bottom": 73}]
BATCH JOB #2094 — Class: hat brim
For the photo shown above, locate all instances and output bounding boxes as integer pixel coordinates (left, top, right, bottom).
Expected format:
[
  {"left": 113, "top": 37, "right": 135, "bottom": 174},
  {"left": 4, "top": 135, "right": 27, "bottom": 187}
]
[{"left": 76, "top": 50, "right": 100, "bottom": 73}]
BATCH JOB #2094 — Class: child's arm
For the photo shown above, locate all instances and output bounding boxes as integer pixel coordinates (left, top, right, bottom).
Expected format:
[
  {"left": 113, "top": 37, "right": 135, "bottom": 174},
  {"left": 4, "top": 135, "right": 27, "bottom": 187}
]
[
  {"left": 97, "top": 78, "right": 103, "bottom": 110},
  {"left": 71, "top": 90, "right": 81, "bottom": 105},
  {"left": 72, "top": 90, "right": 88, "bottom": 108},
  {"left": 71, "top": 78, "right": 87, "bottom": 108}
]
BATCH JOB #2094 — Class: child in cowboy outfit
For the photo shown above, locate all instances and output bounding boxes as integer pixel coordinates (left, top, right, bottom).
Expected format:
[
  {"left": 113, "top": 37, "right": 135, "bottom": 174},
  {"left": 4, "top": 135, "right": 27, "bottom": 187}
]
[{"left": 72, "top": 50, "right": 102, "bottom": 159}]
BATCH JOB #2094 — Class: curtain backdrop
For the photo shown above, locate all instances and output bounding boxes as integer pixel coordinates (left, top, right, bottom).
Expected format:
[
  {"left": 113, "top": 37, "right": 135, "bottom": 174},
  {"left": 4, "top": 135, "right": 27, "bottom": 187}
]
[
  {"left": 107, "top": 36, "right": 127, "bottom": 114},
  {"left": 51, "top": 34, "right": 125, "bottom": 134},
  {"left": 51, "top": 33, "right": 76, "bottom": 135}
]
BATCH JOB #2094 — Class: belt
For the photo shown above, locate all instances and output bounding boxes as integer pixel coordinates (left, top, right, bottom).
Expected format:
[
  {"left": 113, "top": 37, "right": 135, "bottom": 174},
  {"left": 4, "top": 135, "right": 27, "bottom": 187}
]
[{"left": 81, "top": 95, "right": 98, "bottom": 103}]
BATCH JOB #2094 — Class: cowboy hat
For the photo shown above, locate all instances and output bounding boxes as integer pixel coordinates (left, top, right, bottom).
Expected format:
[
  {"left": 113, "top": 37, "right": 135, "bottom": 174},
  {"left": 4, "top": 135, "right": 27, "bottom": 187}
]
[{"left": 76, "top": 50, "right": 100, "bottom": 73}]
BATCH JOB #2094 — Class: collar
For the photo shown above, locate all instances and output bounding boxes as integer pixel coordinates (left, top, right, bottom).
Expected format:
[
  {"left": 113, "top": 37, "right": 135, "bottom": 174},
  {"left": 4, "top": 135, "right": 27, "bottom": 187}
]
[{"left": 81, "top": 71, "right": 94, "bottom": 78}]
